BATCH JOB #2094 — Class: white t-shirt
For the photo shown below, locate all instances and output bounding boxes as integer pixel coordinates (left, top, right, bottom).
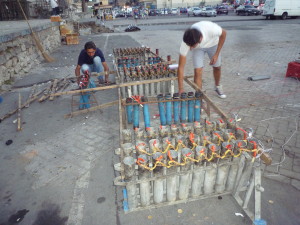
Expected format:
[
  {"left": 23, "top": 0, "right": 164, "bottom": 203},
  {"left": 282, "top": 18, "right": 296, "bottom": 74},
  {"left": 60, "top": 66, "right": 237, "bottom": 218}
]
[
  {"left": 48, "top": 0, "right": 58, "bottom": 9},
  {"left": 179, "top": 21, "right": 222, "bottom": 56}
]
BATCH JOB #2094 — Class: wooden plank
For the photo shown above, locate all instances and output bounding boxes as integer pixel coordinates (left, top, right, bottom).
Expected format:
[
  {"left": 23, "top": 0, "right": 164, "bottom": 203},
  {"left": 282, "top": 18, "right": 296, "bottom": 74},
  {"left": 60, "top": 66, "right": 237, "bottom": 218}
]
[
  {"left": 64, "top": 100, "right": 119, "bottom": 118},
  {"left": 39, "top": 81, "right": 53, "bottom": 102},
  {"left": 49, "top": 79, "right": 58, "bottom": 101},
  {"left": 25, "top": 84, "right": 37, "bottom": 108},
  {"left": 184, "top": 77, "right": 229, "bottom": 121},
  {"left": 51, "top": 76, "right": 193, "bottom": 97}
]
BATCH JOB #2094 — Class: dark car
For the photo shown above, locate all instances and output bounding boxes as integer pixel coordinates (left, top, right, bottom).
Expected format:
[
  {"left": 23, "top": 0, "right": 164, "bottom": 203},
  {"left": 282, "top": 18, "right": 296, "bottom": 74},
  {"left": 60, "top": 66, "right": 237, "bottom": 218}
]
[
  {"left": 149, "top": 9, "right": 160, "bottom": 16},
  {"left": 216, "top": 6, "right": 228, "bottom": 15},
  {"left": 236, "top": 5, "right": 261, "bottom": 16}
]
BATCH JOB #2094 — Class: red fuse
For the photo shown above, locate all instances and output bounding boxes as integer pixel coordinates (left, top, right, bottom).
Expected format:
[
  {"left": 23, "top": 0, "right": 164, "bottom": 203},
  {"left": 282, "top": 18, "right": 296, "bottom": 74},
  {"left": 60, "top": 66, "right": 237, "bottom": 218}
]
[{"left": 286, "top": 62, "right": 300, "bottom": 78}]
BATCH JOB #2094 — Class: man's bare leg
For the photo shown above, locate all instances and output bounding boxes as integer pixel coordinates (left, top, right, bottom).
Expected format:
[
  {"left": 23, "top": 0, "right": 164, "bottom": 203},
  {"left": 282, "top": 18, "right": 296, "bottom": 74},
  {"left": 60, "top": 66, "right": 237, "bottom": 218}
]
[
  {"left": 213, "top": 66, "right": 221, "bottom": 86},
  {"left": 194, "top": 68, "right": 203, "bottom": 89}
]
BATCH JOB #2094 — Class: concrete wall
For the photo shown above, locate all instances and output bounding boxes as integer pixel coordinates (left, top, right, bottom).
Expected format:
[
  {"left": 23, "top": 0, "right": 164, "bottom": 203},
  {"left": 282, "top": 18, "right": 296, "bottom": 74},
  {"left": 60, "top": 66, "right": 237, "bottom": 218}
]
[{"left": 0, "top": 25, "right": 61, "bottom": 85}]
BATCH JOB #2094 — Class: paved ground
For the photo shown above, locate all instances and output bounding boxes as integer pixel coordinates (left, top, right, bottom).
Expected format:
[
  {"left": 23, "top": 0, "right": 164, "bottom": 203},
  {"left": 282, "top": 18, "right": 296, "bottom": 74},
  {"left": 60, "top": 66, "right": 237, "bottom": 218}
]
[{"left": 0, "top": 14, "right": 300, "bottom": 225}]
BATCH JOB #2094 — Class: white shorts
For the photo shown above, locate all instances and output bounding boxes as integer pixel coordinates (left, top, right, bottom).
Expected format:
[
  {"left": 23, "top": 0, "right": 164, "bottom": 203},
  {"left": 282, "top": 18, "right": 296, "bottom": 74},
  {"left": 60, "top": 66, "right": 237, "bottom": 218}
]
[{"left": 192, "top": 45, "right": 221, "bottom": 68}]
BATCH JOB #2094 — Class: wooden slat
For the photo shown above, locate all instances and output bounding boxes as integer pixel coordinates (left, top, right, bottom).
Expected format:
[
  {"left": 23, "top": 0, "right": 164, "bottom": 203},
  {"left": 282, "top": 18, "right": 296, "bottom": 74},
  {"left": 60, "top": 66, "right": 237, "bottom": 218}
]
[{"left": 51, "top": 76, "right": 193, "bottom": 97}]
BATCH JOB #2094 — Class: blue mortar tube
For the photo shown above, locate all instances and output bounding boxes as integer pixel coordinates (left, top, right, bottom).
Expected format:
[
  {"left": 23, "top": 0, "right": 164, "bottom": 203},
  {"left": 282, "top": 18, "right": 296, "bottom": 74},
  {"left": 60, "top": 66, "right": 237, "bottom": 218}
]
[
  {"left": 126, "top": 98, "right": 133, "bottom": 124},
  {"left": 148, "top": 57, "right": 153, "bottom": 65},
  {"left": 122, "top": 188, "right": 129, "bottom": 212},
  {"left": 173, "top": 93, "right": 180, "bottom": 124},
  {"left": 142, "top": 97, "right": 151, "bottom": 129},
  {"left": 194, "top": 91, "right": 202, "bottom": 122},
  {"left": 157, "top": 94, "right": 166, "bottom": 126},
  {"left": 133, "top": 103, "right": 140, "bottom": 129},
  {"left": 165, "top": 93, "right": 172, "bottom": 125},
  {"left": 180, "top": 92, "right": 187, "bottom": 123},
  {"left": 187, "top": 92, "right": 195, "bottom": 122}
]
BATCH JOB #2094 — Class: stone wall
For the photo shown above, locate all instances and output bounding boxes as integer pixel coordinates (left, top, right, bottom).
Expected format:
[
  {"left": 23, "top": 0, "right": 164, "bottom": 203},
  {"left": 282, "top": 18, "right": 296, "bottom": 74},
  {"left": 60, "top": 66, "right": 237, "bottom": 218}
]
[{"left": 0, "top": 25, "right": 61, "bottom": 86}]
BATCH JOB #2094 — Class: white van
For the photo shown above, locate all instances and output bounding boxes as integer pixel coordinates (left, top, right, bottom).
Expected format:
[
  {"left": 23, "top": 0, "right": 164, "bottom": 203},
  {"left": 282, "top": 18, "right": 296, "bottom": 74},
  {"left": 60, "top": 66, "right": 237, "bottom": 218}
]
[{"left": 262, "top": 0, "right": 300, "bottom": 19}]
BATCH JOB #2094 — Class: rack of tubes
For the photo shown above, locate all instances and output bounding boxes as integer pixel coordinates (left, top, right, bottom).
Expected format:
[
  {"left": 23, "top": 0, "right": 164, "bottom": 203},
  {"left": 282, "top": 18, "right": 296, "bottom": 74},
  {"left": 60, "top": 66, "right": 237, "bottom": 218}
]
[
  {"left": 114, "top": 77, "right": 270, "bottom": 224},
  {"left": 113, "top": 47, "right": 176, "bottom": 98}
]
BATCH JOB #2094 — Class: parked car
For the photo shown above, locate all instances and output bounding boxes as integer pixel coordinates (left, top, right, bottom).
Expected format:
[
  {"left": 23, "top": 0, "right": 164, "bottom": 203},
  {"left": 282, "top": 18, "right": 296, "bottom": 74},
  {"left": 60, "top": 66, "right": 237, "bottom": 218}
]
[
  {"left": 171, "top": 8, "right": 178, "bottom": 15},
  {"left": 180, "top": 8, "right": 187, "bottom": 13},
  {"left": 160, "top": 8, "right": 170, "bottom": 15},
  {"left": 236, "top": 5, "right": 261, "bottom": 16},
  {"left": 198, "top": 7, "right": 217, "bottom": 17},
  {"left": 149, "top": 9, "right": 160, "bottom": 16},
  {"left": 187, "top": 7, "right": 201, "bottom": 16},
  {"left": 216, "top": 6, "right": 228, "bottom": 15}
]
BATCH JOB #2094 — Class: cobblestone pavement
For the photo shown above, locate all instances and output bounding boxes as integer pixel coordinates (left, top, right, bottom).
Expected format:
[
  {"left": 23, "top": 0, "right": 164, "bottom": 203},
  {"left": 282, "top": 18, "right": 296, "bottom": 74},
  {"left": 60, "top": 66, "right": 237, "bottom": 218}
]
[{"left": 0, "top": 15, "right": 300, "bottom": 225}]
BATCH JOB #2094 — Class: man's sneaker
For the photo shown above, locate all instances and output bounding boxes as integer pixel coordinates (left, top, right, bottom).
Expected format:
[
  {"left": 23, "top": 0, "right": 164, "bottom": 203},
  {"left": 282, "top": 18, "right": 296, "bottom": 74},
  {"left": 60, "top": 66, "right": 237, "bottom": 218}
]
[{"left": 215, "top": 85, "right": 227, "bottom": 99}]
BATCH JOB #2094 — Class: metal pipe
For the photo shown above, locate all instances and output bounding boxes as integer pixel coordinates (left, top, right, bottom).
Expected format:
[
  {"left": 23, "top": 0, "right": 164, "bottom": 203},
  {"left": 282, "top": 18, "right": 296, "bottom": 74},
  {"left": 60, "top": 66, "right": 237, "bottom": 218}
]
[
  {"left": 165, "top": 93, "right": 172, "bottom": 125},
  {"left": 187, "top": 92, "right": 194, "bottom": 122},
  {"left": 157, "top": 94, "right": 166, "bottom": 126},
  {"left": 194, "top": 91, "right": 201, "bottom": 122},
  {"left": 180, "top": 92, "right": 187, "bottom": 123},
  {"left": 173, "top": 93, "right": 180, "bottom": 124},
  {"left": 142, "top": 97, "right": 151, "bottom": 129},
  {"left": 126, "top": 98, "right": 133, "bottom": 124}
]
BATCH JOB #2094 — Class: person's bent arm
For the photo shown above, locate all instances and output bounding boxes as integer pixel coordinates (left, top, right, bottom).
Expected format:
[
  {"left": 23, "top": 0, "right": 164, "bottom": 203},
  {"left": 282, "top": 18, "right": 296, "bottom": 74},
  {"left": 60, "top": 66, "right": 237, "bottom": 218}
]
[
  {"left": 210, "top": 29, "right": 227, "bottom": 65},
  {"left": 102, "top": 61, "right": 110, "bottom": 82},
  {"left": 75, "top": 65, "right": 81, "bottom": 84},
  {"left": 177, "top": 54, "right": 186, "bottom": 94}
]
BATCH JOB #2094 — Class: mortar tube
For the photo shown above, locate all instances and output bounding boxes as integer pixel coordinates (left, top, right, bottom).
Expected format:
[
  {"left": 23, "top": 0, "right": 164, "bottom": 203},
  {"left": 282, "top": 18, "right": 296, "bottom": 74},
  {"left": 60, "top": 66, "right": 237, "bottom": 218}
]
[
  {"left": 141, "top": 97, "right": 151, "bottom": 129},
  {"left": 137, "top": 154, "right": 151, "bottom": 207},
  {"left": 173, "top": 93, "right": 180, "bottom": 124},
  {"left": 179, "top": 148, "right": 193, "bottom": 200},
  {"left": 126, "top": 98, "right": 133, "bottom": 124},
  {"left": 152, "top": 152, "right": 164, "bottom": 204},
  {"left": 215, "top": 142, "right": 231, "bottom": 193},
  {"left": 165, "top": 93, "right": 172, "bottom": 125},
  {"left": 157, "top": 94, "right": 167, "bottom": 126},
  {"left": 122, "top": 143, "right": 134, "bottom": 157},
  {"left": 133, "top": 104, "right": 140, "bottom": 129},
  {"left": 194, "top": 91, "right": 201, "bottom": 122},
  {"left": 180, "top": 92, "right": 187, "bottom": 123},
  {"left": 166, "top": 150, "right": 178, "bottom": 202},
  {"left": 187, "top": 92, "right": 195, "bottom": 122}
]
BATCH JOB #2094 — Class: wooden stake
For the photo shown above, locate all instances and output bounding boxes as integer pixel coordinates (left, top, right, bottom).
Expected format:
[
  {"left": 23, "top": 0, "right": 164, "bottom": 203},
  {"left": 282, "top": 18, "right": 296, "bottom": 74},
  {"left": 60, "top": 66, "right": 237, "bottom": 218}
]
[{"left": 0, "top": 88, "right": 46, "bottom": 122}]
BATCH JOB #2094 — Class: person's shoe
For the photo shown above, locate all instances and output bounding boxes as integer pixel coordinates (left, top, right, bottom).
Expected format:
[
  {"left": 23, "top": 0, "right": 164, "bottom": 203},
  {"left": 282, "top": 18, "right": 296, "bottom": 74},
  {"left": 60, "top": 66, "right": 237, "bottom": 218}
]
[{"left": 215, "top": 85, "right": 227, "bottom": 99}]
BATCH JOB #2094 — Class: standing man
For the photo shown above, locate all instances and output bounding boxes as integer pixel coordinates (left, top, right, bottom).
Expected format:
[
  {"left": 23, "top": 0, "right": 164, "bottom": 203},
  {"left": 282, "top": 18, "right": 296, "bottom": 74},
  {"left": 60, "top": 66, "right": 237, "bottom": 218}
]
[
  {"left": 75, "top": 41, "right": 110, "bottom": 109},
  {"left": 47, "top": 0, "right": 59, "bottom": 16},
  {"left": 177, "top": 21, "right": 227, "bottom": 98}
]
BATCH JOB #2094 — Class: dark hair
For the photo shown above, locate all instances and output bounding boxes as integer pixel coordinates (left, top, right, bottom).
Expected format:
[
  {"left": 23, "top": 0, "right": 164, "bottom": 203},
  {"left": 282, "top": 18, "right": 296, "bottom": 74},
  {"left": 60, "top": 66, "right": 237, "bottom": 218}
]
[
  {"left": 183, "top": 28, "right": 202, "bottom": 47},
  {"left": 84, "top": 41, "right": 96, "bottom": 50}
]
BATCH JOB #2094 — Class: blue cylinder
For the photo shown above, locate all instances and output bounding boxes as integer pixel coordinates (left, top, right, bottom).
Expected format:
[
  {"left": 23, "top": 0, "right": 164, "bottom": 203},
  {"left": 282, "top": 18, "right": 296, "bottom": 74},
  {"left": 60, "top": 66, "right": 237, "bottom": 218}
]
[
  {"left": 187, "top": 92, "right": 194, "bottom": 123},
  {"left": 133, "top": 104, "right": 139, "bottom": 129},
  {"left": 126, "top": 98, "right": 133, "bottom": 124},
  {"left": 165, "top": 93, "right": 172, "bottom": 125},
  {"left": 126, "top": 57, "right": 130, "bottom": 68},
  {"left": 173, "top": 93, "right": 180, "bottom": 124},
  {"left": 194, "top": 91, "right": 202, "bottom": 122},
  {"left": 142, "top": 97, "right": 151, "bottom": 129},
  {"left": 148, "top": 57, "right": 153, "bottom": 65},
  {"left": 180, "top": 92, "right": 187, "bottom": 123},
  {"left": 157, "top": 94, "right": 166, "bottom": 126},
  {"left": 254, "top": 219, "right": 267, "bottom": 225}
]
